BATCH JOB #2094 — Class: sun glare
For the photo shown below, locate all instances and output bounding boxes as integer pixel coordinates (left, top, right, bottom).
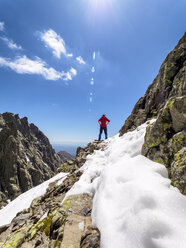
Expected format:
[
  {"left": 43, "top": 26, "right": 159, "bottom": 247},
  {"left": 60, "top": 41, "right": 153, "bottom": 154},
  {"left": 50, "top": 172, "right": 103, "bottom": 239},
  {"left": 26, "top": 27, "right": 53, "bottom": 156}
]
[
  {"left": 82, "top": 0, "right": 119, "bottom": 27},
  {"left": 84, "top": 0, "right": 116, "bottom": 20},
  {"left": 90, "top": 0, "right": 114, "bottom": 9}
]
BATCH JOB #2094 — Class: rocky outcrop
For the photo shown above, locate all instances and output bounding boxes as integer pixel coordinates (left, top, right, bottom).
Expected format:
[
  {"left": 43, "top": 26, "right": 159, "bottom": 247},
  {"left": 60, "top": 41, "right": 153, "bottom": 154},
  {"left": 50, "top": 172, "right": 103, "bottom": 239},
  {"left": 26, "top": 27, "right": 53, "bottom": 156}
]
[
  {"left": 119, "top": 32, "right": 186, "bottom": 134},
  {"left": 120, "top": 32, "right": 186, "bottom": 194},
  {"left": 0, "top": 143, "right": 100, "bottom": 248},
  {"left": 57, "top": 151, "right": 74, "bottom": 163},
  {"left": 57, "top": 140, "right": 104, "bottom": 174},
  {"left": 142, "top": 96, "right": 186, "bottom": 193},
  {"left": 0, "top": 112, "right": 63, "bottom": 208}
]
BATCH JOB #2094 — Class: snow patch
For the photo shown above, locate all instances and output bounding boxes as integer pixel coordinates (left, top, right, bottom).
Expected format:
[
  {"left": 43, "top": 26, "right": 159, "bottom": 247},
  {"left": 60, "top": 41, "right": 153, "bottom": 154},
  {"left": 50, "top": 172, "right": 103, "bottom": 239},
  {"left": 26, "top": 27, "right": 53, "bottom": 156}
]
[
  {"left": 64, "top": 120, "right": 155, "bottom": 199},
  {"left": 0, "top": 172, "right": 68, "bottom": 226},
  {"left": 40, "top": 211, "right": 48, "bottom": 221},
  {"left": 44, "top": 162, "right": 49, "bottom": 167},
  {"left": 57, "top": 175, "right": 68, "bottom": 186},
  {"left": 92, "top": 155, "right": 186, "bottom": 248},
  {"left": 25, "top": 155, "right": 30, "bottom": 162}
]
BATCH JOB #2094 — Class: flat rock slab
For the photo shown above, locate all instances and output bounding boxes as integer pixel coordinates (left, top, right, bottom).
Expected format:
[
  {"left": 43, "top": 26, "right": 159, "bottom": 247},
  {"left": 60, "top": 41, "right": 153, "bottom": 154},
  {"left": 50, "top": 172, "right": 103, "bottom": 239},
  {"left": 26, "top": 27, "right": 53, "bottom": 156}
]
[
  {"left": 61, "top": 194, "right": 99, "bottom": 248},
  {"left": 60, "top": 214, "right": 85, "bottom": 248}
]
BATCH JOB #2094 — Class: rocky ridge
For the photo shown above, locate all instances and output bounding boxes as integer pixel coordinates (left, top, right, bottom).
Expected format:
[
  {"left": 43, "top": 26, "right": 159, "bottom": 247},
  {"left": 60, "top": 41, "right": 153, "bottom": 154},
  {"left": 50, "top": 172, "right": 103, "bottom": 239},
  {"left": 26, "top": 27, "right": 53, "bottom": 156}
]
[
  {"left": 120, "top": 32, "right": 186, "bottom": 194},
  {"left": 0, "top": 113, "right": 63, "bottom": 208}
]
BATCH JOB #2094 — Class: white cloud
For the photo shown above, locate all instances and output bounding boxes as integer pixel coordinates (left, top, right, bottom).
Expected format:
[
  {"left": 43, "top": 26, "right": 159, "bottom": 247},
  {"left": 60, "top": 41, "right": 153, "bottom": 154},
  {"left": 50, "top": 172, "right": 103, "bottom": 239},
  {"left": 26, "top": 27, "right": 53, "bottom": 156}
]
[
  {"left": 0, "top": 22, "right": 4, "bottom": 31},
  {"left": 70, "top": 68, "right": 77, "bottom": 76},
  {"left": 76, "top": 56, "right": 86, "bottom": 65},
  {"left": 67, "top": 53, "right": 73, "bottom": 58},
  {"left": 0, "top": 55, "right": 77, "bottom": 81},
  {"left": 61, "top": 67, "right": 77, "bottom": 81},
  {"left": 0, "top": 36, "right": 22, "bottom": 50},
  {"left": 40, "top": 29, "right": 73, "bottom": 59}
]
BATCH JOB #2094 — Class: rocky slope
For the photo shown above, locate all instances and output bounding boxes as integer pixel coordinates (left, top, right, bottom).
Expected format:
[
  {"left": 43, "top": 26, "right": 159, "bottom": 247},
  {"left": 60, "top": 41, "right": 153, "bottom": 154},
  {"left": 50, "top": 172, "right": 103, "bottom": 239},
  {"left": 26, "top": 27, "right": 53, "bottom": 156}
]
[
  {"left": 0, "top": 112, "right": 63, "bottom": 208},
  {"left": 120, "top": 32, "right": 186, "bottom": 194},
  {"left": 0, "top": 141, "right": 102, "bottom": 248}
]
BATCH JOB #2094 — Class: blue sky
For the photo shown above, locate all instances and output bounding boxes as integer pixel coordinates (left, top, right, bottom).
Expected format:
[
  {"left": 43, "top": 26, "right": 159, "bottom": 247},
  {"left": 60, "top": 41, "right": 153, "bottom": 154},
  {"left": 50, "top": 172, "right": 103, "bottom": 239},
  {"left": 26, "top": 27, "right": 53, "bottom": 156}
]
[{"left": 0, "top": 0, "right": 185, "bottom": 147}]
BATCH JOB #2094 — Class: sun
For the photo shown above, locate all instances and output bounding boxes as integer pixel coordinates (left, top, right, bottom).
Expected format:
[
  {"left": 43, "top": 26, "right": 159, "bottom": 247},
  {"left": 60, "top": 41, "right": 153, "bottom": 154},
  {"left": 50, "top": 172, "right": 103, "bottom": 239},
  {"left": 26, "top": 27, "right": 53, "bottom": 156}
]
[
  {"left": 90, "top": 0, "right": 114, "bottom": 9},
  {"left": 85, "top": 0, "right": 116, "bottom": 18},
  {"left": 82, "top": 0, "right": 118, "bottom": 25}
]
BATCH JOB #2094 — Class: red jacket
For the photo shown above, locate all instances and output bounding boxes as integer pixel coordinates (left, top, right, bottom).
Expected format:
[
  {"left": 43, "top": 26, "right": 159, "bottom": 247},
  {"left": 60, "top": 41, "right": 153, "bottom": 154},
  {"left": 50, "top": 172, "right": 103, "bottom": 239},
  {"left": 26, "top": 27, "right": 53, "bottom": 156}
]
[{"left": 98, "top": 116, "right": 110, "bottom": 127}]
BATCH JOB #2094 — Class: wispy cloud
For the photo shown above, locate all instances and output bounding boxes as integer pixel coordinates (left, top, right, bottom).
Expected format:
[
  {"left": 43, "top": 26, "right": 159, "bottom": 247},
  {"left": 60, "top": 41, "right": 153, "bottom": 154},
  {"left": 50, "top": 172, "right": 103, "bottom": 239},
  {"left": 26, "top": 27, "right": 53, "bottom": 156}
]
[
  {"left": 0, "top": 22, "right": 4, "bottom": 31},
  {"left": 62, "top": 67, "right": 77, "bottom": 81},
  {"left": 40, "top": 29, "right": 73, "bottom": 59},
  {"left": 0, "top": 36, "right": 22, "bottom": 50},
  {"left": 0, "top": 55, "right": 77, "bottom": 81},
  {"left": 76, "top": 56, "right": 86, "bottom": 65}
]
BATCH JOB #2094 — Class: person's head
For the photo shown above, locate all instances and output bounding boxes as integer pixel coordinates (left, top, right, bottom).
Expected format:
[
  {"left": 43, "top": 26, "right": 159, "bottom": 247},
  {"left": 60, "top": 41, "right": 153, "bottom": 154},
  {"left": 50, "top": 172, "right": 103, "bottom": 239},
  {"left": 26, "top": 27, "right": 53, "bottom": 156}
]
[{"left": 102, "top": 114, "right": 105, "bottom": 117}]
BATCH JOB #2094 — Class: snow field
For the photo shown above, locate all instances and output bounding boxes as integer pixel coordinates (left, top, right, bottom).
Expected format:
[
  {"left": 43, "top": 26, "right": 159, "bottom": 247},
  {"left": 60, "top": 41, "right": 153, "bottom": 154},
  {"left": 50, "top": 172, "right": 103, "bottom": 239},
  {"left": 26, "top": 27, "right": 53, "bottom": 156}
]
[
  {"left": 0, "top": 172, "right": 68, "bottom": 226},
  {"left": 92, "top": 155, "right": 186, "bottom": 248},
  {"left": 66, "top": 120, "right": 186, "bottom": 248}
]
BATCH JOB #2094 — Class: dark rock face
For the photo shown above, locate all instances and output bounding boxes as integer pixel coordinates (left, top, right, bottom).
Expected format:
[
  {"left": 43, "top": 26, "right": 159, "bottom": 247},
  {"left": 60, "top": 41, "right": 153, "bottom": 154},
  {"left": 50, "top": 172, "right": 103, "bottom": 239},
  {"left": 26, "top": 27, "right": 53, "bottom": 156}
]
[
  {"left": 119, "top": 32, "right": 186, "bottom": 194},
  {"left": 0, "top": 112, "right": 62, "bottom": 208}
]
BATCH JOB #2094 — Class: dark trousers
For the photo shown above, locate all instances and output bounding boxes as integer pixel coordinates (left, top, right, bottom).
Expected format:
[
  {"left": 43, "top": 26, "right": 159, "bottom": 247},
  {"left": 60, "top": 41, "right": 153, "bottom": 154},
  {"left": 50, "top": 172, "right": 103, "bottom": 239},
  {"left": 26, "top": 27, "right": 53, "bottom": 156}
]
[{"left": 99, "top": 127, "right": 108, "bottom": 140}]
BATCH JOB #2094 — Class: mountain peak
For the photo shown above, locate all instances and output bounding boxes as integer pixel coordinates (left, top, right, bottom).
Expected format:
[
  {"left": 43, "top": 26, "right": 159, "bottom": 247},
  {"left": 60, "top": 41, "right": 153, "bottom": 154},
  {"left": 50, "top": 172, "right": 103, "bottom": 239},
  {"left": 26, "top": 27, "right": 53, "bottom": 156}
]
[{"left": 0, "top": 112, "right": 63, "bottom": 208}]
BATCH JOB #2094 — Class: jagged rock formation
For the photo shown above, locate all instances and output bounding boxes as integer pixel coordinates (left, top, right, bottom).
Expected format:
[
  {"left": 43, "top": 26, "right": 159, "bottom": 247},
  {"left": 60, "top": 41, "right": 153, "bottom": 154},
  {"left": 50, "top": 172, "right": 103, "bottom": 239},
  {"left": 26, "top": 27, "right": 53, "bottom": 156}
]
[
  {"left": 0, "top": 112, "right": 63, "bottom": 208},
  {"left": 0, "top": 141, "right": 101, "bottom": 248},
  {"left": 120, "top": 32, "right": 186, "bottom": 194},
  {"left": 57, "top": 151, "right": 74, "bottom": 163}
]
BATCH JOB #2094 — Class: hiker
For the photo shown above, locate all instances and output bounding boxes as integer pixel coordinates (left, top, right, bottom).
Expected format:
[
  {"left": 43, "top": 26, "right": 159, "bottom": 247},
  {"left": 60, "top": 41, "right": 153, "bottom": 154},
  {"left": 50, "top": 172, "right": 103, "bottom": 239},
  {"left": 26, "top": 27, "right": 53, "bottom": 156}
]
[{"left": 98, "top": 114, "right": 110, "bottom": 140}]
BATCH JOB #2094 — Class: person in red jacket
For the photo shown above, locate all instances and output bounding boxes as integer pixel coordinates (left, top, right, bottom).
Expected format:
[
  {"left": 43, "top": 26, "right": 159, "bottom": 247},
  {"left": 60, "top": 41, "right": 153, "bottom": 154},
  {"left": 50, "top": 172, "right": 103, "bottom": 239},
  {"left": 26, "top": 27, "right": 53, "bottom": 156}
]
[{"left": 98, "top": 114, "right": 110, "bottom": 140}]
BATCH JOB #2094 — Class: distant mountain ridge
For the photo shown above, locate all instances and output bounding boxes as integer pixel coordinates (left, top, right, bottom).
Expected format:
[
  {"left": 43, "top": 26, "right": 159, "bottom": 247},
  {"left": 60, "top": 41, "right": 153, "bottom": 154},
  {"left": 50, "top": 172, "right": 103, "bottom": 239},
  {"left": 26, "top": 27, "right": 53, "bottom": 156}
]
[
  {"left": 0, "top": 112, "right": 63, "bottom": 208},
  {"left": 57, "top": 150, "right": 74, "bottom": 162}
]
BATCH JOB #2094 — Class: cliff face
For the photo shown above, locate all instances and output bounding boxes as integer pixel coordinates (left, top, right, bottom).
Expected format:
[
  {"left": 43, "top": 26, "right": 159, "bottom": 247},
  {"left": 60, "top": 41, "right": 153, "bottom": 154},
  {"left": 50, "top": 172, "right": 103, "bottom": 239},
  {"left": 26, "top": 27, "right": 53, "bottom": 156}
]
[
  {"left": 120, "top": 32, "right": 186, "bottom": 194},
  {"left": 0, "top": 112, "right": 62, "bottom": 208}
]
